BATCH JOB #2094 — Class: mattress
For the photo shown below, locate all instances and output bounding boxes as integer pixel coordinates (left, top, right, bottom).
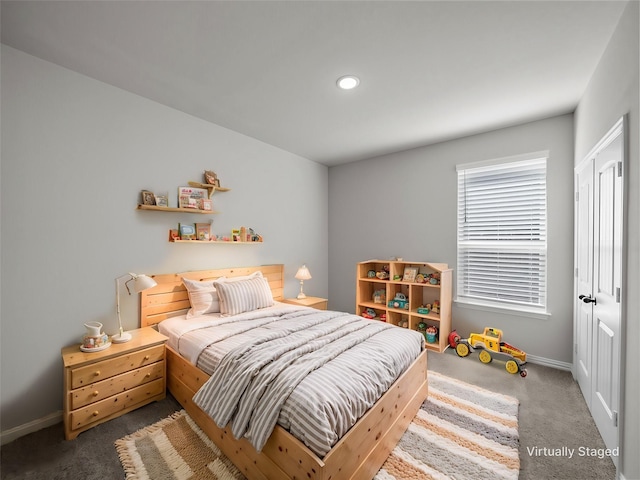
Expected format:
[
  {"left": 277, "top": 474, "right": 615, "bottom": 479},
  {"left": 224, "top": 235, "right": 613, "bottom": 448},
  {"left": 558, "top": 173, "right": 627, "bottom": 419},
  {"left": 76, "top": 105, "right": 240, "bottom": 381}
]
[{"left": 159, "top": 303, "right": 424, "bottom": 457}]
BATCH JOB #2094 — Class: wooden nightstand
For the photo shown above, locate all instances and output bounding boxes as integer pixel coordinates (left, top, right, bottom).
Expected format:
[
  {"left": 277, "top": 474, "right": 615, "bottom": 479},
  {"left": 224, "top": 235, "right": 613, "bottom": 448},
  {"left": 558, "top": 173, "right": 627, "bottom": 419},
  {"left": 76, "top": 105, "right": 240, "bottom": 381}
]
[
  {"left": 61, "top": 327, "right": 167, "bottom": 440},
  {"left": 283, "top": 296, "right": 328, "bottom": 310}
]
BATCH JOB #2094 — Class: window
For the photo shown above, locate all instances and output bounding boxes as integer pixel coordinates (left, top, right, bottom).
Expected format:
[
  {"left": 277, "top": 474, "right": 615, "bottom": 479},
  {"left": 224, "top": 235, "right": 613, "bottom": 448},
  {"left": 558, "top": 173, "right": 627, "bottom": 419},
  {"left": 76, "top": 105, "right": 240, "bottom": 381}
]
[{"left": 456, "top": 152, "right": 548, "bottom": 313}]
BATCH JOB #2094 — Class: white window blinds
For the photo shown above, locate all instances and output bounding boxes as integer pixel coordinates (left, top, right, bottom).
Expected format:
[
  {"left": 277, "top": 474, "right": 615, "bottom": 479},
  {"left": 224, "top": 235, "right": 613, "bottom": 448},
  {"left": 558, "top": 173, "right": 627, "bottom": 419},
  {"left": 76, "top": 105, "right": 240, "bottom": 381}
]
[{"left": 456, "top": 153, "right": 548, "bottom": 312}]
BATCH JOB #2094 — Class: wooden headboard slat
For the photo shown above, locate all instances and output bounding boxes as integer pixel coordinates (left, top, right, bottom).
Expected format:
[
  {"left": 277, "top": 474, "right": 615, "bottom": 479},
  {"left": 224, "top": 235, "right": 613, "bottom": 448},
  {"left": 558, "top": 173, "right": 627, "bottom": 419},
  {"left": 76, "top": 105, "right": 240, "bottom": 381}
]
[
  {"left": 140, "top": 264, "right": 285, "bottom": 328},
  {"left": 144, "top": 291, "right": 190, "bottom": 305},
  {"left": 143, "top": 300, "right": 192, "bottom": 317}
]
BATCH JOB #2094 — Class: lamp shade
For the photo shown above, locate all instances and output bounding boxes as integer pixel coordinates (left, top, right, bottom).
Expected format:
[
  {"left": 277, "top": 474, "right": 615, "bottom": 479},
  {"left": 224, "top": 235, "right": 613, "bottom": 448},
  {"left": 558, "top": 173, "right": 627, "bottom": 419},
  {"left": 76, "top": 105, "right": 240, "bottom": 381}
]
[
  {"left": 114, "top": 272, "right": 157, "bottom": 344},
  {"left": 295, "top": 265, "right": 312, "bottom": 281},
  {"left": 131, "top": 274, "right": 157, "bottom": 293}
]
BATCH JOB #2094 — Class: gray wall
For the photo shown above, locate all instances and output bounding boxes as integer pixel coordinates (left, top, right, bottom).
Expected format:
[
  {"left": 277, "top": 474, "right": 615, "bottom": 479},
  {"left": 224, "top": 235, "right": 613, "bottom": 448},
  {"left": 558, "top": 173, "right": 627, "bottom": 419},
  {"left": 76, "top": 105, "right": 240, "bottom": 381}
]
[
  {"left": 0, "top": 46, "right": 329, "bottom": 433},
  {"left": 574, "top": 2, "right": 639, "bottom": 478},
  {"left": 328, "top": 114, "right": 575, "bottom": 365}
]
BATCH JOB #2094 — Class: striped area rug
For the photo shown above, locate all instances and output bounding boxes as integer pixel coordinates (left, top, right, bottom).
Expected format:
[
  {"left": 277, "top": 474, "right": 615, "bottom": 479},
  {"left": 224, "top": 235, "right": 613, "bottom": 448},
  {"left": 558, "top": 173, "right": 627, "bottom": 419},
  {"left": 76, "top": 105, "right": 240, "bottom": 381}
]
[
  {"left": 375, "top": 371, "right": 520, "bottom": 479},
  {"left": 115, "top": 371, "right": 519, "bottom": 480},
  {"left": 115, "top": 412, "right": 243, "bottom": 480}
]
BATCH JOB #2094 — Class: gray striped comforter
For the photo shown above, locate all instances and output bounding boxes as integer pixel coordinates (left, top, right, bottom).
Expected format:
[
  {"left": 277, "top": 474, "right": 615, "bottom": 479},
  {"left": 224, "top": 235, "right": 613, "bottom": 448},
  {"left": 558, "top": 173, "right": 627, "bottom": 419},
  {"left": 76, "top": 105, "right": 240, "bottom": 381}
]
[{"left": 188, "top": 306, "right": 424, "bottom": 457}]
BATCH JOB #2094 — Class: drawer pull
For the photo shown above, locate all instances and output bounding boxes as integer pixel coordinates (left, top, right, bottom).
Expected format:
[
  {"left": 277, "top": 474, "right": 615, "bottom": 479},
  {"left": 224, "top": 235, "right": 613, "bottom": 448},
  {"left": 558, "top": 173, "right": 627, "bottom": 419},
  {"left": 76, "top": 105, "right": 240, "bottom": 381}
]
[
  {"left": 144, "top": 355, "right": 150, "bottom": 360},
  {"left": 94, "top": 371, "right": 100, "bottom": 377},
  {"left": 92, "top": 411, "right": 99, "bottom": 417},
  {"left": 93, "top": 391, "right": 99, "bottom": 397},
  {"left": 145, "top": 373, "right": 151, "bottom": 378}
]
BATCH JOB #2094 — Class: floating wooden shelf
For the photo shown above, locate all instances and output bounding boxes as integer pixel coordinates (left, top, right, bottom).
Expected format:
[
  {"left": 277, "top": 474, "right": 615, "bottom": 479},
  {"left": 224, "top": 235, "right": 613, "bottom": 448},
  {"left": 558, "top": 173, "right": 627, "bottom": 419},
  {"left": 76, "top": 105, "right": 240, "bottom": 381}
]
[
  {"left": 187, "top": 181, "right": 230, "bottom": 198},
  {"left": 137, "top": 205, "right": 220, "bottom": 214},
  {"left": 170, "top": 240, "right": 263, "bottom": 244}
]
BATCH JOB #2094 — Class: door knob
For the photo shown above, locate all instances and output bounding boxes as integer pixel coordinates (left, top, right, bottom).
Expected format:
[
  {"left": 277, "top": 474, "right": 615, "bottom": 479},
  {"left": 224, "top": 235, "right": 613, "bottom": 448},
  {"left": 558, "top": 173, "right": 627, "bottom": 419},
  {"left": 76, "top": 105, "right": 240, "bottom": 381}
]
[{"left": 579, "top": 294, "right": 597, "bottom": 305}]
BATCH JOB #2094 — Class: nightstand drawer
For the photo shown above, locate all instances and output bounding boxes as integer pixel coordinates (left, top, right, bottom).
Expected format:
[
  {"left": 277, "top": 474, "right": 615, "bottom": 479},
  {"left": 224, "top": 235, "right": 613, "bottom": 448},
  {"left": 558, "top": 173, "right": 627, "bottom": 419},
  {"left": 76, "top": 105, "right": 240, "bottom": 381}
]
[
  {"left": 70, "top": 361, "right": 165, "bottom": 410},
  {"left": 70, "top": 345, "right": 165, "bottom": 389},
  {"left": 70, "top": 378, "right": 165, "bottom": 430}
]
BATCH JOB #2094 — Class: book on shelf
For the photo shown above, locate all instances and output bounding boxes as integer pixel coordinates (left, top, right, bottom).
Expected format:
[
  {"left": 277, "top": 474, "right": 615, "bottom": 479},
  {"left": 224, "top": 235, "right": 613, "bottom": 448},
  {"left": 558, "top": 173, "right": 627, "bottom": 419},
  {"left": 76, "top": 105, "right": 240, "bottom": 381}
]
[
  {"left": 195, "top": 223, "right": 212, "bottom": 241},
  {"left": 178, "top": 186, "right": 208, "bottom": 209},
  {"left": 179, "top": 223, "right": 196, "bottom": 240}
]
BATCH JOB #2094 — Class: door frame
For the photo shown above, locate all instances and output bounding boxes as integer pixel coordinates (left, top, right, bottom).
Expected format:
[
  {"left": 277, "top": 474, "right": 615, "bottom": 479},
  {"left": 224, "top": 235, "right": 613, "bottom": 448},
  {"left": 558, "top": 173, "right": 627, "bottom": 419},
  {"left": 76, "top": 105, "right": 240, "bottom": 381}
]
[{"left": 573, "top": 115, "right": 627, "bottom": 472}]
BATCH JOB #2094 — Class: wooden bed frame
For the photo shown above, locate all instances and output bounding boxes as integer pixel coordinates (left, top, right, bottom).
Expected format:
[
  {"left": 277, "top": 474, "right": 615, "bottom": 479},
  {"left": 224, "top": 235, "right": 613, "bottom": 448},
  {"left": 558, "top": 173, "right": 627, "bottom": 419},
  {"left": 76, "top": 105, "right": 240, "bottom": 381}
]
[{"left": 140, "top": 264, "right": 428, "bottom": 480}]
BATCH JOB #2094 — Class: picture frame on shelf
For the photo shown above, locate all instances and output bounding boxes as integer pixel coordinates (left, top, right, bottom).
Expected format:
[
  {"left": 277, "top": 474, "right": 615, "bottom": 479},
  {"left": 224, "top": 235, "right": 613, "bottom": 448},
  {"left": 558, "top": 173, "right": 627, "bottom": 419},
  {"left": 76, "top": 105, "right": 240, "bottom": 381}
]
[
  {"left": 154, "top": 194, "right": 168, "bottom": 207},
  {"left": 179, "top": 223, "right": 196, "bottom": 240},
  {"left": 199, "top": 198, "right": 213, "bottom": 211},
  {"left": 178, "top": 186, "right": 208, "bottom": 209},
  {"left": 402, "top": 266, "right": 419, "bottom": 282},
  {"left": 141, "top": 190, "right": 156, "bottom": 205},
  {"left": 195, "top": 223, "right": 212, "bottom": 241},
  {"left": 204, "top": 170, "right": 218, "bottom": 186},
  {"left": 179, "top": 195, "right": 198, "bottom": 209}
]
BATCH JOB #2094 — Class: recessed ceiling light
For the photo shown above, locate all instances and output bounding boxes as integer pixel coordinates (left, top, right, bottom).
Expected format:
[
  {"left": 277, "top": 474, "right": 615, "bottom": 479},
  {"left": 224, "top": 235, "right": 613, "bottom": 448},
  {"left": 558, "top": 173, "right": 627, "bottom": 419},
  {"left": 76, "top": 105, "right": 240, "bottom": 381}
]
[{"left": 336, "top": 75, "right": 360, "bottom": 90}]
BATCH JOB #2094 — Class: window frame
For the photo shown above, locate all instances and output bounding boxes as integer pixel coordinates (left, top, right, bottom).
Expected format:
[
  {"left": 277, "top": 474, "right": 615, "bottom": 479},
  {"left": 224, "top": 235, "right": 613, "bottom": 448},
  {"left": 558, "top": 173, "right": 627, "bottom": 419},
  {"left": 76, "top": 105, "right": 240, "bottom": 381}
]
[{"left": 455, "top": 151, "right": 549, "bottom": 315}]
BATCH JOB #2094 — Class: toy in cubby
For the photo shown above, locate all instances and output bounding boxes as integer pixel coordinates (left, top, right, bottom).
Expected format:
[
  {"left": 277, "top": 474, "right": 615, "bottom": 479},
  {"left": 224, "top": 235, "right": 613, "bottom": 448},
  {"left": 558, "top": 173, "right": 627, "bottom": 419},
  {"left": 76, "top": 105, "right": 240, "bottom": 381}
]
[
  {"left": 376, "top": 265, "right": 390, "bottom": 279},
  {"left": 388, "top": 292, "right": 409, "bottom": 310},
  {"left": 431, "top": 300, "right": 440, "bottom": 314},
  {"left": 417, "top": 321, "right": 438, "bottom": 343},
  {"left": 372, "top": 289, "right": 386, "bottom": 304},
  {"left": 426, "top": 325, "right": 438, "bottom": 343},
  {"left": 361, "top": 308, "right": 377, "bottom": 319},
  {"left": 361, "top": 307, "right": 386, "bottom": 322}
]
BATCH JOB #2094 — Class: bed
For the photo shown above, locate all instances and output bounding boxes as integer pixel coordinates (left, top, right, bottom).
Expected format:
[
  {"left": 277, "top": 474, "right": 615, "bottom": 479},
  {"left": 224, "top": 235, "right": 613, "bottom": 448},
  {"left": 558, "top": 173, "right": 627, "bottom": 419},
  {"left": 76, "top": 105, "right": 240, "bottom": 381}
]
[{"left": 140, "top": 264, "right": 428, "bottom": 480}]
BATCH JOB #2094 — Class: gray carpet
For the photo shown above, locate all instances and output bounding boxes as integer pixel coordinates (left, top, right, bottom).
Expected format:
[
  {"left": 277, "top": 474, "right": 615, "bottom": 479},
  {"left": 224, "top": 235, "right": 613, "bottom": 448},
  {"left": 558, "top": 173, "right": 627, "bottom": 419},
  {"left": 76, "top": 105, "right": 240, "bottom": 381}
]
[{"left": 1, "top": 350, "right": 616, "bottom": 480}]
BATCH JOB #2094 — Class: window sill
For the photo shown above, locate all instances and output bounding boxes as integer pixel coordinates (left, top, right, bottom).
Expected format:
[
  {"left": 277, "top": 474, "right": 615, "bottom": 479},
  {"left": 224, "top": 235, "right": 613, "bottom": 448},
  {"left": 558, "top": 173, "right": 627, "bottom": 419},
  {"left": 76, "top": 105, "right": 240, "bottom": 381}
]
[{"left": 454, "top": 299, "right": 551, "bottom": 320}]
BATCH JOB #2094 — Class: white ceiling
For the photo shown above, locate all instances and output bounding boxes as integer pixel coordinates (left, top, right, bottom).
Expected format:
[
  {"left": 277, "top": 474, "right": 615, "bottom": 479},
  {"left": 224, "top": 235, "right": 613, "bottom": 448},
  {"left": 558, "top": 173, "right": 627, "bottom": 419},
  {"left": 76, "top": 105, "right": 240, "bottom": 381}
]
[{"left": 1, "top": 1, "right": 628, "bottom": 166}]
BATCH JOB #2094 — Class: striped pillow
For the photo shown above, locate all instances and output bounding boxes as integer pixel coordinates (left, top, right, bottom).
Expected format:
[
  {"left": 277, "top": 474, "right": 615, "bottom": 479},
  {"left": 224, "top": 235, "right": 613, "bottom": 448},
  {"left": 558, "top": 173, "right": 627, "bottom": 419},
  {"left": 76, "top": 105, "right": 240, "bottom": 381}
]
[
  {"left": 214, "top": 276, "right": 274, "bottom": 315},
  {"left": 182, "top": 277, "right": 222, "bottom": 318}
]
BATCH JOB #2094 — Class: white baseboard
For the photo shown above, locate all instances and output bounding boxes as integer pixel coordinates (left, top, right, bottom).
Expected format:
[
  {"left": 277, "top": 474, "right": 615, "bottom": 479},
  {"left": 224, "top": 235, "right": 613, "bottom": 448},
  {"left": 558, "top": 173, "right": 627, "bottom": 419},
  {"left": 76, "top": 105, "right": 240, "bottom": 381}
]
[
  {"left": 526, "top": 353, "right": 572, "bottom": 371},
  {"left": 1, "top": 410, "right": 63, "bottom": 445}
]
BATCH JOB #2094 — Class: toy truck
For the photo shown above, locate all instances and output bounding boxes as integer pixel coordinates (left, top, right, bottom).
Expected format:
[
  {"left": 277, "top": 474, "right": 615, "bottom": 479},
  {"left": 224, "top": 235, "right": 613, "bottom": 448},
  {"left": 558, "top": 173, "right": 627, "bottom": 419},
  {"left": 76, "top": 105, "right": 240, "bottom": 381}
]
[{"left": 453, "top": 327, "right": 528, "bottom": 377}]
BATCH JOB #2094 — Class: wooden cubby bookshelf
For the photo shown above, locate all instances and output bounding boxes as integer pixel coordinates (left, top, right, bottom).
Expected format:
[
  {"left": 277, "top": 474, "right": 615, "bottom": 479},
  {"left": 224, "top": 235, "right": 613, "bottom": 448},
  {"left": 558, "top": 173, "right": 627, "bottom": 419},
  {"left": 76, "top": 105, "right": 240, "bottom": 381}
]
[{"left": 356, "top": 259, "right": 453, "bottom": 353}]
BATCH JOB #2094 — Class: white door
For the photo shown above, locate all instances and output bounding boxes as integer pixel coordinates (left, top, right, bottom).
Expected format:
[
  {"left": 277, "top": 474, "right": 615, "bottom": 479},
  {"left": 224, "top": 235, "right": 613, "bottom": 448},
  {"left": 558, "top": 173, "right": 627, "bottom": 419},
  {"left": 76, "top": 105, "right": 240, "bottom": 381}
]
[
  {"left": 574, "top": 119, "right": 624, "bottom": 466},
  {"left": 574, "top": 159, "right": 593, "bottom": 401}
]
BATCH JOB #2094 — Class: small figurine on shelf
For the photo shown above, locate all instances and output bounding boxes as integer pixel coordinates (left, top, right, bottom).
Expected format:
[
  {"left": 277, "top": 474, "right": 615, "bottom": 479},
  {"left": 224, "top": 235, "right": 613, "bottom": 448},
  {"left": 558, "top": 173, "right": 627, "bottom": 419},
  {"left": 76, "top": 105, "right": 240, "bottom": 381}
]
[
  {"left": 362, "top": 308, "right": 376, "bottom": 319},
  {"left": 380, "top": 313, "right": 387, "bottom": 322},
  {"left": 417, "top": 305, "right": 430, "bottom": 314},
  {"left": 428, "top": 273, "right": 441, "bottom": 285},
  {"left": 388, "top": 292, "right": 409, "bottom": 310},
  {"left": 204, "top": 170, "right": 220, "bottom": 187},
  {"left": 376, "top": 270, "right": 389, "bottom": 280},
  {"left": 376, "top": 265, "right": 390, "bottom": 279},
  {"left": 432, "top": 300, "right": 440, "bottom": 314},
  {"left": 372, "top": 289, "right": 386, "bottom": 304},
  {"left": 367, "top": 269, "right": 376, "bottom": 278},
  {"left": 426, "top": 325, "right": 438, "bottom": 344},
  {"left": 417, "top": 321, "right": 427, "bottom": 336}
]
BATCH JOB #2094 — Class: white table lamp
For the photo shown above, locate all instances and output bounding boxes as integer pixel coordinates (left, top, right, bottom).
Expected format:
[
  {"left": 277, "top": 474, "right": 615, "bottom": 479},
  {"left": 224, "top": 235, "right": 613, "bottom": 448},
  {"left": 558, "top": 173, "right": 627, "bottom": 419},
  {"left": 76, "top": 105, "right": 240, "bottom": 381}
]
[
  {"left": 113, "top": 272, "right": 157, "bottom": 343},
  {"left": 295, "top": 265, "right": 312, "bottom": 299}
]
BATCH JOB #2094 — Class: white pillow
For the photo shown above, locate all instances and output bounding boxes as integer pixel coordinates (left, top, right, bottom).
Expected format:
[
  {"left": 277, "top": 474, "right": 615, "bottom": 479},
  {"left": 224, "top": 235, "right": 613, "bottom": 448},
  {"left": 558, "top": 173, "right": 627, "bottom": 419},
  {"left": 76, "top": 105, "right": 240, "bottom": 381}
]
[
  {"left": 214, "top": 275, "right": 274, "bottom": 316},
  {"left": 182, "top": 277, "right": 221, "bottom": 318}
]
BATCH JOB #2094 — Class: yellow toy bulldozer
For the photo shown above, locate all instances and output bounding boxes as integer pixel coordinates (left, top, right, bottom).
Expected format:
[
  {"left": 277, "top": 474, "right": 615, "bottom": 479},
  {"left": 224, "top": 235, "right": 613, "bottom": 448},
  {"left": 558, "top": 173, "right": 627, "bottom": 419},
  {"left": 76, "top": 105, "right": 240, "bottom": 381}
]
[{"left": 454, "top": 327, "right": 528, "bottom": 377}]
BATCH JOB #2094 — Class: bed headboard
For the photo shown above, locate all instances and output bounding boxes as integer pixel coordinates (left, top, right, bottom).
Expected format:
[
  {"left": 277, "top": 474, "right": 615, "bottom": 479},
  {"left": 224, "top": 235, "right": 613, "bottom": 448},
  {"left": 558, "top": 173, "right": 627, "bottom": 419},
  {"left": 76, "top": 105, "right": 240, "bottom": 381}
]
[{"left": 139, "top": 264, "right": 284, "bottom": 328}]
